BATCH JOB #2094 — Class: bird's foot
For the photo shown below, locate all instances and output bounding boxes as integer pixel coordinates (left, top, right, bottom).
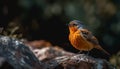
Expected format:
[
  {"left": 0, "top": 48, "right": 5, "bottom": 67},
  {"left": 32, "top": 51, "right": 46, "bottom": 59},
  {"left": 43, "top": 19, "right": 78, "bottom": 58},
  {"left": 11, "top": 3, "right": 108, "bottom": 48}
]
[
  {"left": 77, "top": 51, "right": 83, "bottom": 54},
  {"left": 86, "top": 51, "right": 90, "bottom": 56}
]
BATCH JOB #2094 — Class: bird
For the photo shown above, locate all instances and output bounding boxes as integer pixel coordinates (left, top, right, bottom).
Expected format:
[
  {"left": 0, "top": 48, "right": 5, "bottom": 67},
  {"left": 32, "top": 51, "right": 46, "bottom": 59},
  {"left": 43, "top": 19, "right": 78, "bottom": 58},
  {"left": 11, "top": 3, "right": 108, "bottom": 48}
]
[{"left": 68, "top": 20, "right": 110, "bottom": 55}]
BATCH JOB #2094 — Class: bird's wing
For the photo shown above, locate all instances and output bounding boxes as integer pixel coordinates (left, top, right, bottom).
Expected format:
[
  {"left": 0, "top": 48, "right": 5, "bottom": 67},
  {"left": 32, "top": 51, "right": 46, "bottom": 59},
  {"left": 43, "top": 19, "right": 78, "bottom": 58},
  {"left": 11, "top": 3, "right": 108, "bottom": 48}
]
[
  {"left": 80, "top": 29, "right": 99, "bottom": 45},
  {"left": 79, "top": 29, "right": 110, "bottom": 55}
]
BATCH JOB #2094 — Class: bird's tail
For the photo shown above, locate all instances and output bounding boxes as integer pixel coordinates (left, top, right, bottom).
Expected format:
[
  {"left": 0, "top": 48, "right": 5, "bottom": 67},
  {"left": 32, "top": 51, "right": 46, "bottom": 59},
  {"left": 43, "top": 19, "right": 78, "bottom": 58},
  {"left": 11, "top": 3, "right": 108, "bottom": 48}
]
[{"left": 95, "top": 45, "right": 110, "bottom": 56}]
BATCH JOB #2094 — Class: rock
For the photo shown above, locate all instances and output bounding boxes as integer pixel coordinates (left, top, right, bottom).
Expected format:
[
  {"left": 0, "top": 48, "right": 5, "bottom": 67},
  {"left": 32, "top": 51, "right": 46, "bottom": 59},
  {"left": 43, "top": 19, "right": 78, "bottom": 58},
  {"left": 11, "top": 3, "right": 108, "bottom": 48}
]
[
  {"left": 0, "top": 35, "right": 115, "bottom": 69},
  {"left": 0, "top": 35, "right": 46, "bottom": 69},
  {"left": 32, "top": 46, "right": 115, "bottom": 69}
]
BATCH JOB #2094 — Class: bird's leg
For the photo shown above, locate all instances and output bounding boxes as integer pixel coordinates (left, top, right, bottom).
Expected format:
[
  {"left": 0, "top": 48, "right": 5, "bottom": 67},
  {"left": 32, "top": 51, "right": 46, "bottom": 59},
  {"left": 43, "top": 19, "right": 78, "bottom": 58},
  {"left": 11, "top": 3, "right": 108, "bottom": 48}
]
[
  {"left": 86, "top": 51, "right": 90, "bottom": 56},
  {"left": 78, "top": 50, "right": 82, "bottom": 54}
]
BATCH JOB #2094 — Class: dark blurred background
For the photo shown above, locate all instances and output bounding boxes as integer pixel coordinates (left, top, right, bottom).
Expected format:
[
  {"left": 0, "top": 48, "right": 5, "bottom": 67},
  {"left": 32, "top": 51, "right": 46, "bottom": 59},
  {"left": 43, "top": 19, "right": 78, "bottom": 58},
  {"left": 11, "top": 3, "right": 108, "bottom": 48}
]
[{"left": 0, "top": 0, "right": 120, "bottom": 56}]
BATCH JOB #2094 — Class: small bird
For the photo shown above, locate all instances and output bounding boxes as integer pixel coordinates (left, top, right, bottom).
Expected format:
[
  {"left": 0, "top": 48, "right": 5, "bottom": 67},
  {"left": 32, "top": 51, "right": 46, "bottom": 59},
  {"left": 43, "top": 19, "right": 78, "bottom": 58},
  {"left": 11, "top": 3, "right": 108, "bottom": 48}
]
[{"left": 68, "top": 20, "right": 110, "bottom": 55}]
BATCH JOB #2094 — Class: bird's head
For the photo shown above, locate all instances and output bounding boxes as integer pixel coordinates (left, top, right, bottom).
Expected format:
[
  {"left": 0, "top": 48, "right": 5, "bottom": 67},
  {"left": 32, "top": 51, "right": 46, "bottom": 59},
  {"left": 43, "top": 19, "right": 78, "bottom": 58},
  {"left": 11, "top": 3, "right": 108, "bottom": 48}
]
[{"left": 68, "top": 20, "right": 83, "bottom": 33}]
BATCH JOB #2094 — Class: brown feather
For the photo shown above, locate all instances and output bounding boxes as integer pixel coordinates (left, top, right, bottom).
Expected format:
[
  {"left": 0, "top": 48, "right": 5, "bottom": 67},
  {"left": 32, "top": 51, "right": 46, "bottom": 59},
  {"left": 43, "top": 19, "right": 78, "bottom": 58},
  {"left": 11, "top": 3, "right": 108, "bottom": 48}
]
[{"left": 95, "top": 45, "right": 110, "bottom": 55}]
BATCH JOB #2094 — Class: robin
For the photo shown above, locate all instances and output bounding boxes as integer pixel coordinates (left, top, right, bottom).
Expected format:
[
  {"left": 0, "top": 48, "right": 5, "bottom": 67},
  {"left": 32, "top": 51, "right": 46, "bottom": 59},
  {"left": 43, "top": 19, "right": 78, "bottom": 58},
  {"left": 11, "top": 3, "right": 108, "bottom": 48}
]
[{"left": 68, "top": 20, "right": 110, "bottom": 55}]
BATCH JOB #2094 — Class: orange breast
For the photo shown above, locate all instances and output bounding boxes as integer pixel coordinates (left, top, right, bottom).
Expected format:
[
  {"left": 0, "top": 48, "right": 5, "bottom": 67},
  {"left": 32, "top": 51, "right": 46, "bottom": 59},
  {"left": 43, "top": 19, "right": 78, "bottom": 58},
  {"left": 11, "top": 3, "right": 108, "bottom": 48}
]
[{"left": 69, "top": 30, "right": 94, "bottom": 51}]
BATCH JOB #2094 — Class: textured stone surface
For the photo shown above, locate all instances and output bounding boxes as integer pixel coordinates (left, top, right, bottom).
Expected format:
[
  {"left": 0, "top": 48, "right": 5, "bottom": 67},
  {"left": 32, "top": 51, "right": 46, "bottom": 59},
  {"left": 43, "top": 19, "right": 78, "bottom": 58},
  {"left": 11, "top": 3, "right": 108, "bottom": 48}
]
[
  {"left": 0, "top": 35, "right": 115, "bottom": 69},
  {"left": 0, "top": 35, "right": 45, "bottom": 69}
]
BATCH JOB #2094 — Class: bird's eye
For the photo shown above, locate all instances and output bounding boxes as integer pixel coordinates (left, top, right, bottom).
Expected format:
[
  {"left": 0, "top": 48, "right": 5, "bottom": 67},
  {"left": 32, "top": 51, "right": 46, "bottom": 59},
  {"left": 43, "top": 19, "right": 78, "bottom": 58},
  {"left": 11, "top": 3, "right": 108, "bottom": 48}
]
[
  {"left": 73, "top": 24, "right": 77, "bottom": 26},
  {"left": 82, "top": 31, "right": 88, "bottom": 35}
]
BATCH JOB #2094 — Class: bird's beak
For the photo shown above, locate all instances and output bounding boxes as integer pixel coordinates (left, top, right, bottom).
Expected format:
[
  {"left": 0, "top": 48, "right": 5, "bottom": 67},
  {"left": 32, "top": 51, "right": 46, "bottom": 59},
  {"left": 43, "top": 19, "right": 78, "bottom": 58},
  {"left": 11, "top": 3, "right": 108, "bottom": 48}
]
[
  {"left": 68, "top": 23, "right": 73, "bottom": 27},
  {"left": 66, "top": 23, "right": 68, "bottom": 26},
  {"left": 68, "top": 23, "right": 70, "bottom": 26},
  {"left": 67, "top": 23, "right": 70, "bottom": 26}
]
